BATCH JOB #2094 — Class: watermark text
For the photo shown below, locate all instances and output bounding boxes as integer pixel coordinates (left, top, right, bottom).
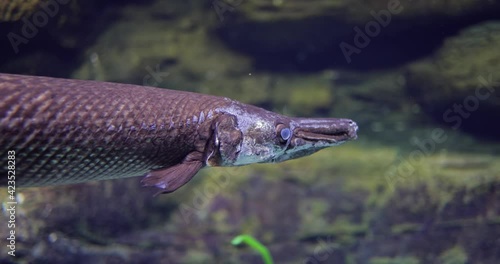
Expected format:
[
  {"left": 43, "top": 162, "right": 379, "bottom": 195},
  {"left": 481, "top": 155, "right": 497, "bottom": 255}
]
[{"left": 5, "top": 150, "right": 17, "bottom": 257}]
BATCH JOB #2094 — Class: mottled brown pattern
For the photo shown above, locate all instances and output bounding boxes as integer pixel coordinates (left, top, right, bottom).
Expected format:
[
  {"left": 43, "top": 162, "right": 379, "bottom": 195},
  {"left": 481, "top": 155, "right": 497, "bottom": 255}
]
[{"left": 0, "top": 73, "right": 231, "bottom": 186}]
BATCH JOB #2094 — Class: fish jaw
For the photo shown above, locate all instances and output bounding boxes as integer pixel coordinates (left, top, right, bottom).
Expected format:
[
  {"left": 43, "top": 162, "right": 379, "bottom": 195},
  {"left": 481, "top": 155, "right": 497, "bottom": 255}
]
[{"left": 273, "top": 117, "right": 358, "bottom": 162}]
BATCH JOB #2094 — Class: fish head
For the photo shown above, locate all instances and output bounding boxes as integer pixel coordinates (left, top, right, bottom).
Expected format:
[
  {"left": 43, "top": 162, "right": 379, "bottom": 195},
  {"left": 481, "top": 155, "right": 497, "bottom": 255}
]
[
  {"left": 272, "top": 117, "right": 358, "bottom": 163},
  {"left": 213, "top": 103, "right": 358, "bottom": 166}
]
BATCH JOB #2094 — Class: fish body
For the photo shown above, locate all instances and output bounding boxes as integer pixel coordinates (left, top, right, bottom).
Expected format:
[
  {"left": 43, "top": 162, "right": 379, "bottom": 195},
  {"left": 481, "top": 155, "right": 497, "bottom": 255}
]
[{"left": 0, "top": 73, "right": 358, "bottom": 193}]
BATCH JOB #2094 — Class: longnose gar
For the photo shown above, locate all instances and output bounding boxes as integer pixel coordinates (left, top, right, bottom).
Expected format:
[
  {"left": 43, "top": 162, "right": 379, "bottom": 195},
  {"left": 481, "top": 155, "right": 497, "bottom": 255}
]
[{"left": 0, "top": 73, "right": 358, "bottom": 193}]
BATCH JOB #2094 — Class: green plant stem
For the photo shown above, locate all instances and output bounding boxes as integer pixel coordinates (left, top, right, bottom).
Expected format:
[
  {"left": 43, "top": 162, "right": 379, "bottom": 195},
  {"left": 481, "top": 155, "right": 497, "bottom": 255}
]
[{"left": 231, "top": 234, "right": 274, "bottom": 264}]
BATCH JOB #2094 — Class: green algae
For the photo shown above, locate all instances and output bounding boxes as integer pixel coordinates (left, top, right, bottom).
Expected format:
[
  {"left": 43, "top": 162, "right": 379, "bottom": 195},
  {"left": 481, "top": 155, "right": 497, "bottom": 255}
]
[
  {"left": 369, "top": 256, "right": 420, "bottom": 264},
  {"left": 390, "top": 223, "right": 421, "bottom": 235},
  {"left": 182, "top": 249, "right": 213, "bottom": 264},
  {"left": 0, "top": 0, "right": 40, "bottom": 21},
  {"left": 438, "top": 246, "right": 468, "bottom": 264},
  {"left": 297, "top": 198, "right": 331, "bottom": 235}
]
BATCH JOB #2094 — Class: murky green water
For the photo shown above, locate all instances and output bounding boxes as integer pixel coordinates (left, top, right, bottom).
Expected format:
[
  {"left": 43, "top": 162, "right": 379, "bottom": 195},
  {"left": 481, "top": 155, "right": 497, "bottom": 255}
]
[{"left": 1, "top": 0, "right": 499, "bottom": 263}]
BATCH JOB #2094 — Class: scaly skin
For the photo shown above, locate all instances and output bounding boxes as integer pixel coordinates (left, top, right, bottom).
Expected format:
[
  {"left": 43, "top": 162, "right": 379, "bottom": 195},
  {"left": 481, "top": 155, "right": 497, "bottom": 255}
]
[
  {"left": 0, "top": 73, "right": 230, "bottom": 186},
  {"left": 0, "top": 73, "right": 358, "bottom": 193}
]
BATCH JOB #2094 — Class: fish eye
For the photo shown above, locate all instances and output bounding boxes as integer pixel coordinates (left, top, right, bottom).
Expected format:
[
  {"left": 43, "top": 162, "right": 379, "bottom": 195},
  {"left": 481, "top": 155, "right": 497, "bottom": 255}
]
[
  {"left": 280, "top": 128, "right": 291, "bottom": 141},
  {"left": 276, "top": 123, "right": 292, "bottom": 143}
]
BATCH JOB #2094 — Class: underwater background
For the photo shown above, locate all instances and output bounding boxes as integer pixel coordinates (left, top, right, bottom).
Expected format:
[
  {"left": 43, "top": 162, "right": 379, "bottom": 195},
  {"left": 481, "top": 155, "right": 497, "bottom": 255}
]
[{"left": 1, "top": 0, "right": 500, "bottom": 263}]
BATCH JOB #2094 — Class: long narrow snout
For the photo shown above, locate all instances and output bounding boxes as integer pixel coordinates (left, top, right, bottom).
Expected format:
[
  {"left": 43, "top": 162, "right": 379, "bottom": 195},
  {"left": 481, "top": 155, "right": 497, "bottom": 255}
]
[{"left": 290, "top": 118, "right": 358, "bottom": 146}]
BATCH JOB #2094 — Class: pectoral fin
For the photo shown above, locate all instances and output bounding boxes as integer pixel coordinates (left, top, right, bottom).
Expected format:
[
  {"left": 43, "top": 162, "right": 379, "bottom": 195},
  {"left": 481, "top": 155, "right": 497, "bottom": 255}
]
[{"left": 141, "top": 152, "right": 204, "bottom": 194}]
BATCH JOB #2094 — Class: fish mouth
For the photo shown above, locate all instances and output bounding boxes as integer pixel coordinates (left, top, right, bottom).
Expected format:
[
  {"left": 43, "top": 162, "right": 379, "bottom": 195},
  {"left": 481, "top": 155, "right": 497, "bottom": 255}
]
[{"left": 291, "top": 118, "right": 358, "bottom": 145}]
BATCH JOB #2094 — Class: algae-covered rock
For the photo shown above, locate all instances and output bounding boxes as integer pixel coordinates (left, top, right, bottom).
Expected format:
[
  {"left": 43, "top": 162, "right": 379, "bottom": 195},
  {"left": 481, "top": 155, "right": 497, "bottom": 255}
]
[
  {"left": 369, "top": 256, "right": 420, "bottom": 264},
  {"left": 71, "top": 0, "right": 252, "bottom": 91},
  {"left": 215, "top": 0, "right": 500, "bottom": 69},
  {"left": 224, "top": 0, "right": 495, "bottom": 23},
  {"left": 438, "top": 246, "right": 468, "bottom": 264},
  {"left": 0, "top": 0, "right": 115, "bottom": 77},
  {"left": 0, "top": 0, "right": 40, "bottom": 22},
  {"left": 406, "top": 22, "right": 500, "bottom": 138},
  {"left": 3, "top": 143, "right": 499, "bottom": 263}
]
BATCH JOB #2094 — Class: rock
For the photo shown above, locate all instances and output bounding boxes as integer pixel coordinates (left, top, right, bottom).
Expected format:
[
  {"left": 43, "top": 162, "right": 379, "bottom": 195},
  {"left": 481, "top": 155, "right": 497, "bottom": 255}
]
[
  {"left": 406, "top": 22, "right": 500, "bottom": 139},
  {"left": 3, "top": 143, "right": 500, "bottom": 263},
  {"left": 0, "top": 0, "right": 40, "bottom": 22},
  {"left": 71, "top": 1, "right": 252, "bottom": 89},
  {"left": 221, "top": 0, "right": 494, "bottom": 23},
  {"left": 215, "top": 0, "right": 500, "bottom": 69},
  {"left": 0, "top": 0, "right": 115, "bottom": 76}
]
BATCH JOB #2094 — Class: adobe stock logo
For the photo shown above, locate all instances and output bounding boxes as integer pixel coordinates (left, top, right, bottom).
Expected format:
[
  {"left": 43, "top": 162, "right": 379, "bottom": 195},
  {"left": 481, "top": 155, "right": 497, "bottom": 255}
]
[
  {"left": 142, "top": 64, "right": 170, "bottom": 87},
  {"left": 178, "top": 171, "right": 232, "bottom": 224},
  {"left": 384, "top": 73, "right": 498, "bottom": 191},
  {"left": 212, "top": 0, "right": 244, "bottom": 22},
  {"left": 443, "top": 74, "right": 499, "bottom": 129},
  {"left": 303, "top": 236, "right": 338, "bottom": 264},
  {"left": 339, "top": 0, "right": 404, "bottom": 64},
  {"left": 7, "top": 0, "right": 71, "bottom": 54}
]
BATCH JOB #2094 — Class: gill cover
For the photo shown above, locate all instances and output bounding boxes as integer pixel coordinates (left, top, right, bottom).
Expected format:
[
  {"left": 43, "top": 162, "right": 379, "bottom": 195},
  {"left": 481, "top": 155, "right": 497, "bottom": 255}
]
[
  {"left": 206, "top": 114, "right": 243, "bottom": 166},
  {"left": 142, "top": 114, "right": 243, "bottom": 194}
]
